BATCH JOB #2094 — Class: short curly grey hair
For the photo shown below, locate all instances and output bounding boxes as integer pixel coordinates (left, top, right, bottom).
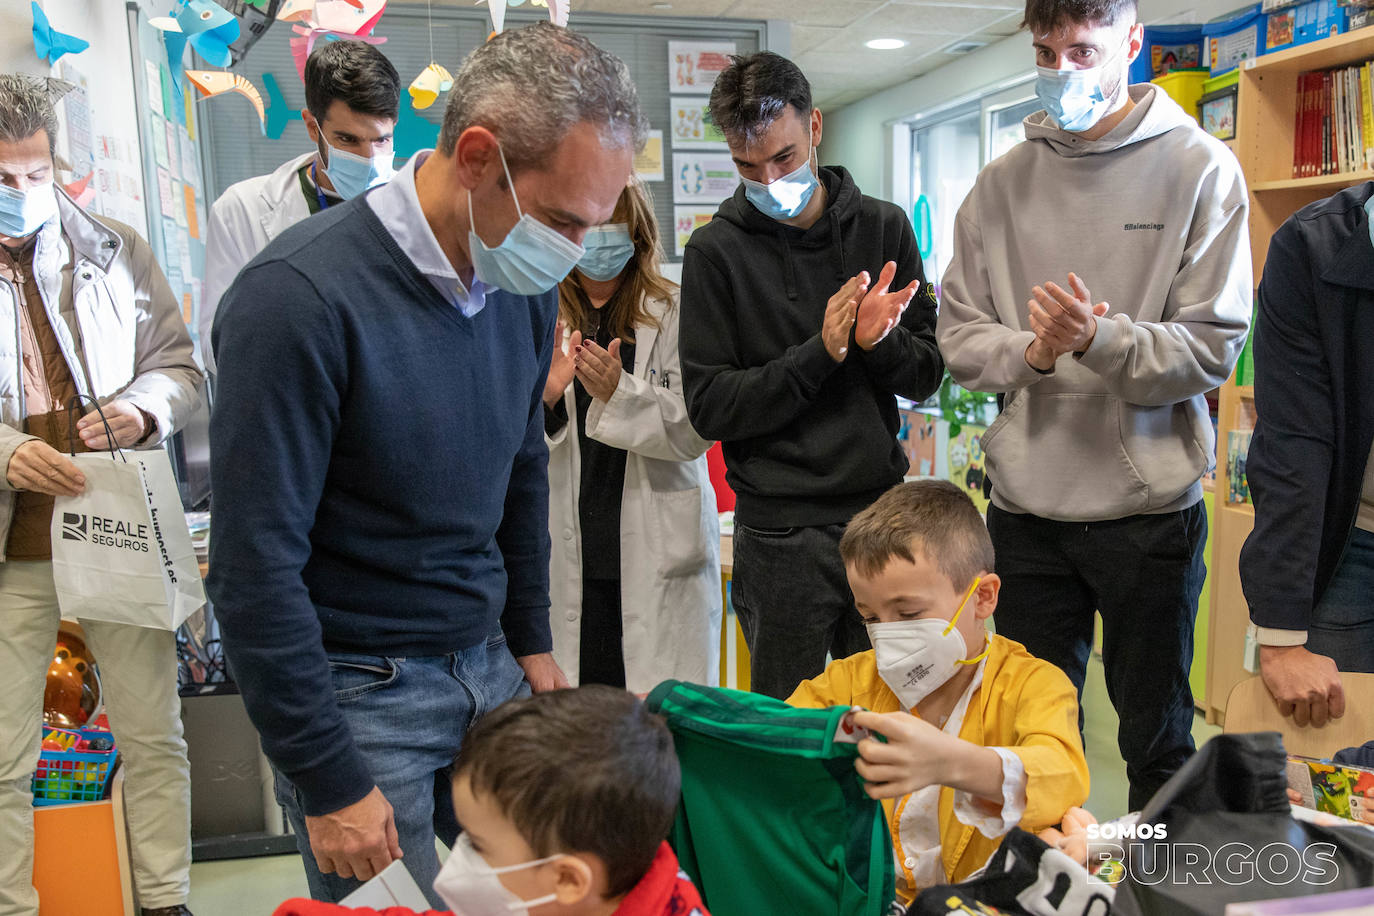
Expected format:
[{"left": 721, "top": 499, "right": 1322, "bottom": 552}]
[
  {"left": 439, "top": 23, "right": 646, "bottom": 172},
  {"left": 0, "top": 74, "right": 59, "bottom": 158}
]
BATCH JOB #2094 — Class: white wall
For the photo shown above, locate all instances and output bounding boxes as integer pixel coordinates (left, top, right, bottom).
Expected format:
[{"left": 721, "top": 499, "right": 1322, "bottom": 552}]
[
  {"left": 820, "top": 0, "right": 1250, "bottom": 198},
  {"left": 2, "top": 0, "right": 154, "bottom": 235}
]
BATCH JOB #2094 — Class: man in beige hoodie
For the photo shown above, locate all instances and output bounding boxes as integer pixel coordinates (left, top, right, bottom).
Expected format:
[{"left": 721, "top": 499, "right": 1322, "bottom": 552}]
[{"left": 936, "top": 0, "right": 1251, "bottom": 811}]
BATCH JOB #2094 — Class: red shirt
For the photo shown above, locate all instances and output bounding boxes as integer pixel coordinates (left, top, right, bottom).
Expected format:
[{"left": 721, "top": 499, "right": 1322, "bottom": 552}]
[{"left": 271, "top": 843, "right": 708, "bottom": 916}]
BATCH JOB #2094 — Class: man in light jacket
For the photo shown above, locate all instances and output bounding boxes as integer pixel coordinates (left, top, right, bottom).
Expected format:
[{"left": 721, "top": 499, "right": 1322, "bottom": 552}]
[
  {"left": 200, "top": 39, "right": 399, "bottom": 374},
  {"left": 936, "top": 0, "right": 1251, "bottom": 811},
  {"left": 0, "top": 74, "right": 202, "bottom": 916}
]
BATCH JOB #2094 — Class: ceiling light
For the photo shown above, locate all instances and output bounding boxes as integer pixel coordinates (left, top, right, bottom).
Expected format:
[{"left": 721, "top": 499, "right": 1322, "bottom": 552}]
[
  {"left": 865, "top": 38, "right": 908, "bottom": 50},
  {"left": 651, "top": 2, "right": 672, "bottom": 7}
]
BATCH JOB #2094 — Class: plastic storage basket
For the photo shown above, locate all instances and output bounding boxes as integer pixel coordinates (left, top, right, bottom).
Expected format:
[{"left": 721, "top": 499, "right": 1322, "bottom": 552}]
[
  {"left": 1130, "top": 23, "right": 1205, "bottom": 84},
  {"left": 32, "top": 727, "right": 118, "bottom": 807},
  {"left": 1203, "top": 4, "right": 1267, "bottom": 76}
]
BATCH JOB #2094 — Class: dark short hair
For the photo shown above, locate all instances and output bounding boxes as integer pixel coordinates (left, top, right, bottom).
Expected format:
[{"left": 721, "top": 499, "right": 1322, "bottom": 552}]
[
  {"left": 304, "top": 40, "right": 400, "bottom": 123},
  {"left": 1023, "top": 0, "right": 1138, "bottom": 33},
  {"left": 707, "top": 51, "right": 812, "bottom": 145},
  {"left": 840, "top": 480, "right": 995, "bottom": 590},
  {"left": 454, "top": 686, "right": 679, "bottom": 898}
]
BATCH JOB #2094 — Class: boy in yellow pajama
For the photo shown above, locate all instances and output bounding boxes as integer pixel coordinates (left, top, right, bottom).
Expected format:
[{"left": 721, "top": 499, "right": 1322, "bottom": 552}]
[{"left": 788, "top": 480, "right": 1089, "bottom": 904}]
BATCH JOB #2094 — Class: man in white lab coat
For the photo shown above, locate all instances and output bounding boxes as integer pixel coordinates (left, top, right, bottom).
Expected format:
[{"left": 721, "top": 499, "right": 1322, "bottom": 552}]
[{"left": 200, "top": 39, "right": 399, "bottom": 374}]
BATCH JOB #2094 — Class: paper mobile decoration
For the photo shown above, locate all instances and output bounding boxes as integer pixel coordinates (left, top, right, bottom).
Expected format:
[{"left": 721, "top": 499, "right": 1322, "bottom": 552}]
[
  {"left": 288, "top": 26, "right": 386, "bottom": 82},
  {"left": 547, "top": 0, "right": 568, "bottom": 26},
  {"left": 312, "top": 0, "right": 385, "bottom": 34},
  {"left": 186, "top": 70, "right": 266, "bottom": 132},
  {"left": 408, "top": 62, "right": 452, "bottom": 110},
  {"left": 394, "top": 100, "right": 439, "bottom": 158},
  {"left": 64, "top": 173, "right": 95, "bottom": 209},
  {"left": 154, "top": 0, "right": 241, "bottom": 70},
  {"left": 262, "top": 72, "right": 290, "bottom": 139},
  {"left": 31, "top": 2, "right": 89, "bottom": 64},
  {"left": 277, "top": 0, "right": 316, "bottom": 20}
]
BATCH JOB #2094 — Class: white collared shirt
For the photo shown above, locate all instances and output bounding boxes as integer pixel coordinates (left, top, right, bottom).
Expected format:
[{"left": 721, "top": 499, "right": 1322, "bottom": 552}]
[{"left": 366, "top": 150, "right": 488, "bottom": 317}]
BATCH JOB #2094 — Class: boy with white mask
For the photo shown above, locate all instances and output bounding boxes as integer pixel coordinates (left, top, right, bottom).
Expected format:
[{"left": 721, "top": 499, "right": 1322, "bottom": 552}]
[
  {"left": 270, "top": 686, "right": 709, "bottom": 916},
  {"left": 936, "top": 0, "right": 1251, "bottom": 812},
  {"left": 789, "top": 481, "right": 1088, "bottom": 906}
]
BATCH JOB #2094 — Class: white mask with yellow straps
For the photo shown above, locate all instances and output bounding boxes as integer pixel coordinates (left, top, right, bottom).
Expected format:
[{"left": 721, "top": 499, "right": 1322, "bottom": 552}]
[{"left": 867, "top": 577, "right": 989, "bottom": 710}]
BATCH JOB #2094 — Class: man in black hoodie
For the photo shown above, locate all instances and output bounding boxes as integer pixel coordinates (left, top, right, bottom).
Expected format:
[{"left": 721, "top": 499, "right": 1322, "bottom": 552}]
[{"left": 680, "top": 52, "right": 944, "bottom": 699}]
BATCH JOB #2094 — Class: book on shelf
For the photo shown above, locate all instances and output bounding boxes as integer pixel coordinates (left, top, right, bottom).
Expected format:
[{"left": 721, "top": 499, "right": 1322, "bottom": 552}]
[
  {"left": 1227, "top": 429, "right": 1254, "bottom": 504},
  {"left": 1293, "top": 58, "right": 1374, "bottom": 178}
]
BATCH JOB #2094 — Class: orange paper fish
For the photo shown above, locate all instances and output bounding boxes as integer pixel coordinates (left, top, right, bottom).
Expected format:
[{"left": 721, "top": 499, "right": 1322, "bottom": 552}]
[{"left": 185, "top": 70, "right": 266, "bottom": 132}]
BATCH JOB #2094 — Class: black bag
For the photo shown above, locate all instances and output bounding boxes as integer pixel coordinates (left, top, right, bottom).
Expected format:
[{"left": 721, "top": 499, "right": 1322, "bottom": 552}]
[
  {"left": 907, "top": 733, "right": 1374, "bottom": 916},
  {"left": 1113, "top": 732, "right": 1374, "bottom": 916},
  {"left": 905, "top": 828, "right": 1115, "bottom": 916}
]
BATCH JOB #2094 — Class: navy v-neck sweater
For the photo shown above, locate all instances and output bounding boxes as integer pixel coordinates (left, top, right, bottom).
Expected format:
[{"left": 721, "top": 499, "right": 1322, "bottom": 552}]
[{"left": 207, "top": 198, "right": 557, "bottom": 814}]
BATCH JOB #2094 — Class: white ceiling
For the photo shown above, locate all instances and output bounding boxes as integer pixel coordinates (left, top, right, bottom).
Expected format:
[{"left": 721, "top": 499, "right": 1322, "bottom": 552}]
[{"left": 571, "top": 0, "right": 1028, "bottom": 110}]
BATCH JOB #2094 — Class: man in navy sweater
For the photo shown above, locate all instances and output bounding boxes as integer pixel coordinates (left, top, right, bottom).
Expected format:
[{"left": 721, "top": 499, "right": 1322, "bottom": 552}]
[{"left": 207, "top": 24, "right": 644, "bottom": 905}]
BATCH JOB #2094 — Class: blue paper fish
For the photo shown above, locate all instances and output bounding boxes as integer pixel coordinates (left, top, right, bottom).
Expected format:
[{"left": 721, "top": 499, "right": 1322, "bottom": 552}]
[
  {"left": 31, "top": 2, "right": 89, "bottom": 64},
  {"left": 262, "top": 72, "right": 289, "bottom": 140},
  {"left": 157, "top": 0, "right": 241, "bottom": 70}
]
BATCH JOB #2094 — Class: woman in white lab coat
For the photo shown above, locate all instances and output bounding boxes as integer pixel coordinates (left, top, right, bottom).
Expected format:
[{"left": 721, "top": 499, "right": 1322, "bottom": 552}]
[{"left": 544, "top": 180, "right": 720, "bottom": 693}]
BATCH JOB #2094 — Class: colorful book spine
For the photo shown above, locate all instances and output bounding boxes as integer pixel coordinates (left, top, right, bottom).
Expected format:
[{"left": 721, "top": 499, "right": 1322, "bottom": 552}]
[{"left": 1363, "top": 62, "right": 1374, "bottom": 170}]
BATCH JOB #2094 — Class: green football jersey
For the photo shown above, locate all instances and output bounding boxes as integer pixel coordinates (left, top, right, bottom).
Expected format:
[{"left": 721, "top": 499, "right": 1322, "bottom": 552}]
[{"left": 648, "top": 680, "right": 896, "bottom": 916}]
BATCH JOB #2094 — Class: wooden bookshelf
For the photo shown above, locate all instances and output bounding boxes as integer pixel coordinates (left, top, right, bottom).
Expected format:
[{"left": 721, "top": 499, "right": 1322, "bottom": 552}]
[
  {"left": 1251, "top": 170, "right": 1374, "bottom": 191},
  {"left": 1205, "top": 27, "right": 1374, "bottom": 725}
]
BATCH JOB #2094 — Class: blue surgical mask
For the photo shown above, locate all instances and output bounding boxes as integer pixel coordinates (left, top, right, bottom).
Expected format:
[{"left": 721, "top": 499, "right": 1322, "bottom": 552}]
[
  {"left": 0, "top": 182, "right": 59, "bottom": 238},
  {"left": 1365, "top": 196, "right": 1374, "bottom": 248},
  {"left": 320, "top": 138, "right": 394, "bottom": 200},
  {"left": 576, "top": 224, "right": 635, "bottom": 282},
  {"left": 1035, "top": 43, "right": 1129, "bottom": 132},
  {"left": 741, "top": 138, "right": 819, "bottom": 220},
  {"left": 468, "top": 144, "right": 585, "bottom": 296}
]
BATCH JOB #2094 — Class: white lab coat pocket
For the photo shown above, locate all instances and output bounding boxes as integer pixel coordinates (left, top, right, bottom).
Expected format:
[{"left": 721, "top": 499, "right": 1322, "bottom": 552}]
[{"left": 648, "top": 486, "right": 708, "bottom": 578}]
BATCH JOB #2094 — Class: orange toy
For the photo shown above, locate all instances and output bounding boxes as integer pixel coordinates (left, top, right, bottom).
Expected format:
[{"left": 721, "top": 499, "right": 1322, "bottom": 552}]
[{"left": 43, "top": 626, "right": 100, "bottom": 728}]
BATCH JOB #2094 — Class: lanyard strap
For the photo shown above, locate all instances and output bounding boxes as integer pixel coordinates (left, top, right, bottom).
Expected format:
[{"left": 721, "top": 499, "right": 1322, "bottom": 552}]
[{"left": 310, "top": 162, "right": 334, "bottom": 212}]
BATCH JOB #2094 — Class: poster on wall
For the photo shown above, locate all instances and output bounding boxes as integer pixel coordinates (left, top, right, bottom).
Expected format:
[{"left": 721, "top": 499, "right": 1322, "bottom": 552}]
[
  {"left": 673, "top": 205, "right": 716, "bottom": 257},
  {"left": 58, "top": 62, "right": 94, "bottom": 180},
  {"left": 92, "top": 133, "right": 145, "bottom": 232},
  {"left": 671, "top": 152, "right": 737, "bottom": 205},
  {"left": 635, "top": 130, "right": 664, "bottom": 183},
  {"left": 670, "top": 97, "right": 726, "bottom": 149},
  {"left": 668, "top": 41, "right": 735, "bottom": 95},
  {"left": 946, "top": 424, "right": 990, "bottom": 514}
]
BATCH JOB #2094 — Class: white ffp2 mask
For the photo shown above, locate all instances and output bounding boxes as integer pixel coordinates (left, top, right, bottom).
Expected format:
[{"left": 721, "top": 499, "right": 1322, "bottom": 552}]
[{"left": 868, "top": 577, "right": 989, "bottom": 710}]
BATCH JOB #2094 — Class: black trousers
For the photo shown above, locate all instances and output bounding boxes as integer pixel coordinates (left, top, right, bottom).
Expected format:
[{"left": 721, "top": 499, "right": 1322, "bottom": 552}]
[
  {"left": 730, "top": 522, "right": 870, "bottom": 700},
  {"left": 580, "top": 577, "right": 626, "bottom": 688},
  {"left": 986, "top": 500, "right": 1207, "bottom": 812}
]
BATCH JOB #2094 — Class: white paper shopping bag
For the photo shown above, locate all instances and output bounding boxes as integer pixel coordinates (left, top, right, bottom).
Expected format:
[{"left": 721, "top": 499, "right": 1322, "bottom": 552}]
[{"left": 50, "top": 448, "right": 206, "bottom": 630}]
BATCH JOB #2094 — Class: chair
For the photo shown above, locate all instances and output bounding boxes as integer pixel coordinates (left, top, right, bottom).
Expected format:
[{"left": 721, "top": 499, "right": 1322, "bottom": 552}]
[{"left": 1224, "top": 673, "right": 1374, "bottom": 759}]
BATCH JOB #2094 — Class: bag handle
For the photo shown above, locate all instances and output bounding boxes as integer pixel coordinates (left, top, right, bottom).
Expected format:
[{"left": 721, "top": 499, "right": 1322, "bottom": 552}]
[{"left": 66, "top": 395, "right": 127, "bottom": 462}]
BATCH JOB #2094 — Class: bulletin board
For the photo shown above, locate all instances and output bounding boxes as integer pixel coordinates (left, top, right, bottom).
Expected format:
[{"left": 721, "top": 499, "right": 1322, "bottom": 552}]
[{"left": 125, "top": 2, "right": 211, "bottom": 355}]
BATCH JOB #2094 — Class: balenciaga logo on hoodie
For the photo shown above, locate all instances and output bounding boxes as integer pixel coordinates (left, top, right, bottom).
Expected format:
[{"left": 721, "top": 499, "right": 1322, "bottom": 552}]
[{"left": 1124, "top": 223, "right": 1165, "bottom": 231}]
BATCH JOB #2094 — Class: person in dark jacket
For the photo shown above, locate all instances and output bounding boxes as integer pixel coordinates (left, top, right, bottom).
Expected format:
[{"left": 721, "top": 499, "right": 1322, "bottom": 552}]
[
  {"left": 679, "top": 52, "right": 943, "bottom": 700},
  {"left": 1241, "top": 181, "right": 1374, "bottom": 729}
]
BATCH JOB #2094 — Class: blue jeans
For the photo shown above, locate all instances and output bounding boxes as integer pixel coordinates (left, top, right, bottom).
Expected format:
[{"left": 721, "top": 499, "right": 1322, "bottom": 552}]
[
  {"left": 1308, "top": 526, "right": 1374, "bottom": 672},
  {"left": 987, "top": 501, "right": 1208, "bottom": 813},
  {"left": 272, "top": 631, "right": 529, "bottom": 906}
]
